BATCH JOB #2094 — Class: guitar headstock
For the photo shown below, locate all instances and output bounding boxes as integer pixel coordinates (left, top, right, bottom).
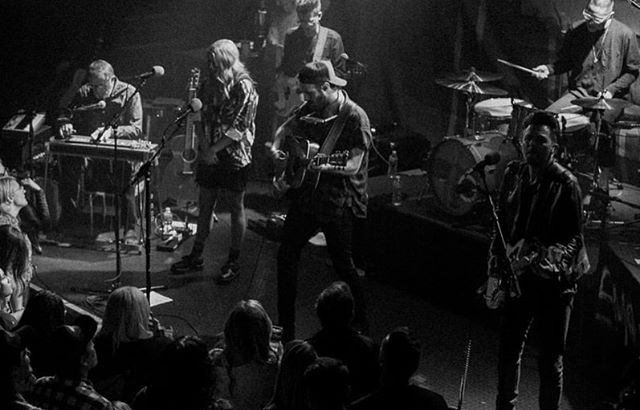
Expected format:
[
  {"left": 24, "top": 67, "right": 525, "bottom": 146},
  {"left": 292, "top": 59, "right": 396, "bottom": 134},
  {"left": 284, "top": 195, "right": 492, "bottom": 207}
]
[{"left": 188, "top": 67, "right": 201, "bottom": 92}]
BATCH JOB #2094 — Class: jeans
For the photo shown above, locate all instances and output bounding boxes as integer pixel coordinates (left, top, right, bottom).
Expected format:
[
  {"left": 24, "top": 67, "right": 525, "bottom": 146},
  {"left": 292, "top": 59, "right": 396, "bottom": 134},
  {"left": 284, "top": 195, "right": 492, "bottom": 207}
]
[
  {"left": 277, "top": 204, "right": 368, "bottom": 341},
  {"left": 496, "top": 275, "right": 574, "bottom": 410}
]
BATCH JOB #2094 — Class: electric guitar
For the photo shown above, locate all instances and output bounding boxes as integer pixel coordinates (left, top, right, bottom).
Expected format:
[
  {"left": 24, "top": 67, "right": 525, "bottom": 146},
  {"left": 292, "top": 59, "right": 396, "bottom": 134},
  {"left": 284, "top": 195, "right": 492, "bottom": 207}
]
[
  {"left": 271, "top": 136, "right": 350, "bottom": 196},
  {"left": 157, "top": 68, "right": 201, "bottom": 208}
]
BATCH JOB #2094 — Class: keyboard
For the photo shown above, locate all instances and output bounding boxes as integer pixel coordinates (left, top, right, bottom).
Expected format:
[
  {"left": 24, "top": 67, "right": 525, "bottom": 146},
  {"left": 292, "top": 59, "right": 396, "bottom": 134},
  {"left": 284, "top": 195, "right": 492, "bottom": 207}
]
[{"left": 49, "top": 135, "right": 158, "bottom": 162}]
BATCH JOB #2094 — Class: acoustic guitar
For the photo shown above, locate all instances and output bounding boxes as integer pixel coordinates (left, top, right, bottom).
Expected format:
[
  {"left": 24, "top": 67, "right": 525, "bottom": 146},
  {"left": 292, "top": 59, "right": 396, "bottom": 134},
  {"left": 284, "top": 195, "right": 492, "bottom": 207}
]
[
  {"left": 157, "top": 68, "right": 201, "bottom": 209},
  {"left": 271, "top": 136, "right": 349, "bottom": 196}
]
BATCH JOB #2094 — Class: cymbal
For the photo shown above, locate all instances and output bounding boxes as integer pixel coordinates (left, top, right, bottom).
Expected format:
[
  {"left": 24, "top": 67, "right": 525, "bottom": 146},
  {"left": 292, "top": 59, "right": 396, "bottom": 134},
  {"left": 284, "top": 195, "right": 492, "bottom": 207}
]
[
  {"left": 570, "top": 97, "right": 631, "bottom": 111},
  {"left": 445, "top": 67, "right": 503, "bottom": 82},
  {"left": 436, "top": 79, "right": 508, "bottom": 96}
]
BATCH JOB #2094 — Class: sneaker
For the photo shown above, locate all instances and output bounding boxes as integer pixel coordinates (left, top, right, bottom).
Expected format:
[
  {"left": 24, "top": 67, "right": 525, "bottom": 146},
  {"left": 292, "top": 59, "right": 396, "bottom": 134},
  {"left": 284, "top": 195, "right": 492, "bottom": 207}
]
[
  {"left": 170, "top": 254, "right": 204, "bottom": 274},
  {"left": 216, "top": 261, "right": 239, "bottom": 284}
]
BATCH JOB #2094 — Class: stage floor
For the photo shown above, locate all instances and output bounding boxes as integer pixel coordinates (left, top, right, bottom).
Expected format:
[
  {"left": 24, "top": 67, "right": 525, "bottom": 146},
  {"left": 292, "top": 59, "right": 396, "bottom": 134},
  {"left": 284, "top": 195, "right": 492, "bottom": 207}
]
[{"left": 32, "top": 180, "right": 630, "bottom": 409}]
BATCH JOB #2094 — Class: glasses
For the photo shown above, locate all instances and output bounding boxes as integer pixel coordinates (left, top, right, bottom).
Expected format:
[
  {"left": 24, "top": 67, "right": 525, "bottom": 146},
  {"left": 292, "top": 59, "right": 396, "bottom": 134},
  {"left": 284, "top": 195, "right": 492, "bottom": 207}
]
[{"left": 582, "top": 9, "right": 613, "bottom": 24}]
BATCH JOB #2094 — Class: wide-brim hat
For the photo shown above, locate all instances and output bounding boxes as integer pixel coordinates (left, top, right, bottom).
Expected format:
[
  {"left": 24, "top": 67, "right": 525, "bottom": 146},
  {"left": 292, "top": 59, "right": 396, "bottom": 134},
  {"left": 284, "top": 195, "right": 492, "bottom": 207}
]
[
  {"left": 51, "top": 314, "right": 98, "bottom": 361},
  {"left": 298, "top": 60, "right": 347, "bottom": 87}
]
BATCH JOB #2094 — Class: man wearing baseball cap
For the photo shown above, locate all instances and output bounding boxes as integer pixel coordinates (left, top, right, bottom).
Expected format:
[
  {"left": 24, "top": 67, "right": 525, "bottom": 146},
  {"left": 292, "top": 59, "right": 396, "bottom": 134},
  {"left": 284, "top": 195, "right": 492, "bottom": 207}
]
[
  {"left": 30, "top": 314, "right": 130, "bottom": 410},
  {"left": 269, "top": 59, "right": 371, "bottom": 342}
]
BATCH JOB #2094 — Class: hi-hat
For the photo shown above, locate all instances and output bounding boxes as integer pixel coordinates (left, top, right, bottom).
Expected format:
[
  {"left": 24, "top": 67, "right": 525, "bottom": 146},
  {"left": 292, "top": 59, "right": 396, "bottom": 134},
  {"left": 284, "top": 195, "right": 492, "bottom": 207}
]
[
  {"left": 436, "top": 79, "right": 508, "bottom": 96},
  {"left": 571, "top": 96, "right": 631, "bottom": 111},
  {"left": 445, "top": 67, "right": 503, "bottom": 82}
]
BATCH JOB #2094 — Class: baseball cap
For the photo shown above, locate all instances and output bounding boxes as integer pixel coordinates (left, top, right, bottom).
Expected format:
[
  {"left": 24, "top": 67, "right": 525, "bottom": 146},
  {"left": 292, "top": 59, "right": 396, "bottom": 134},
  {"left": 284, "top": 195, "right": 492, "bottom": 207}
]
[{"left": 298, "top": 60, "right": 347, "bottom": 87}]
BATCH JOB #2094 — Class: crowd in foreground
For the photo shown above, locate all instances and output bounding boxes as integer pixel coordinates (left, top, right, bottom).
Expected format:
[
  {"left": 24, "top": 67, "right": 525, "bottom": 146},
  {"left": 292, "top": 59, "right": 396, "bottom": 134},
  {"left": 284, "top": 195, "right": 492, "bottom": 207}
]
[{"left": 1, "top": 282, "right": 450, "bottom": 410}]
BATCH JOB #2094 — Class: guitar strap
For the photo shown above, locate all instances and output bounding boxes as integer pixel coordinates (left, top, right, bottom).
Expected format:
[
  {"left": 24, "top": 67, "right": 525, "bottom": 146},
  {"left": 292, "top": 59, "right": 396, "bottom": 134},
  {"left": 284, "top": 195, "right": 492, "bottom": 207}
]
[
  {"left": 318, "top": 93, "right": 352, "bottom": 155},
  {"left": 312, "top": 27, "right": 329, "bottom": 62}
]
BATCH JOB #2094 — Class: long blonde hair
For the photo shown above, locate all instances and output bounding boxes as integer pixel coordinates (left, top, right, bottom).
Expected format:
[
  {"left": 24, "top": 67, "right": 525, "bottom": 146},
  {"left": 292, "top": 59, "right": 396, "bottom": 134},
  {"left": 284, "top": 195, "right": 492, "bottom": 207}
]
[
  {"left": 98, "top": 286, "right": 153, "bottom": 354},
  {"left": 207, "top": 39, "right": 251, "bottom": 98}
]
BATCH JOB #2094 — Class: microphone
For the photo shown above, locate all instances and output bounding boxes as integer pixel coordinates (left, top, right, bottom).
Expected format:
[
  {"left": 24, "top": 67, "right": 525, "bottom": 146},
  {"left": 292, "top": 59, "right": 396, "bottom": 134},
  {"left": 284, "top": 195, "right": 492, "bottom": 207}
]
[
  {"left": 72, "top": 100, "right": 107, "bottom": 111},
  {"left": 136, "top": 66, "right": 165, "bottom": 80},
  {"left": 467, "top": 151, "right": 501, "bottom": 174},
  {"left": 173, "top": 98, "right": 203, "bottom": 124}
]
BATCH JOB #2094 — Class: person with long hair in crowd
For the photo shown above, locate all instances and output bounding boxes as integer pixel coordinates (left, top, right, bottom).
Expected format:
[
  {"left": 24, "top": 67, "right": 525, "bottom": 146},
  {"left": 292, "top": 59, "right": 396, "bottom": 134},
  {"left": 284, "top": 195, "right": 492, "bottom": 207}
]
[
  {"left": 91, "top": 286, "right": 172, "bottom": 402},
  {"left": 265, "top": 339, "right": 318, "bottom": 410},
  {"left": 210, "top": 299, "right": 280, "bottom": 410},
  {"left": 0, "top": 176, "right": 35, "bottom": 320}
]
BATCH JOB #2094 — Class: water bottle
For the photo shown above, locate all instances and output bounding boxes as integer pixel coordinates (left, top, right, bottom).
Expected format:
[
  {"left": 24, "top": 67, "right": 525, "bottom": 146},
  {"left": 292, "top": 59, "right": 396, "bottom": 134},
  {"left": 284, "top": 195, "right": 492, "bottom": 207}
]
[
  {"left": 387, "top": 144, "right": 402, "bottom": 206},
  {"left": 161, "top": 207, "right": 174, "bottom": 236}
]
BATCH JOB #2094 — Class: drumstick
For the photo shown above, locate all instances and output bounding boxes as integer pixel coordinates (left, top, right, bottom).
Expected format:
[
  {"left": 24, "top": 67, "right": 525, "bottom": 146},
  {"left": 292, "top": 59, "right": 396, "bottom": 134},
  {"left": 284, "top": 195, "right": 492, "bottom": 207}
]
[{"left": 497, "top": 59, "right": 537, "bottom": 75}]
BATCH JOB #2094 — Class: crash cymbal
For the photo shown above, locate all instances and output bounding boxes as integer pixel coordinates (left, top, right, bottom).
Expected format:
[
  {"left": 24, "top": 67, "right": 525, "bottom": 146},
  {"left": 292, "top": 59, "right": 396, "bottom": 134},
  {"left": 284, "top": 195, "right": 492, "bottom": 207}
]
[
  {"left": 436, "top": 79, "right": 508, "bottom": 96},
  {"left": 571, "top": 97, "right": 631, "bottom": 111},
  {"left": 445, "top": 67, "right": 503, "bottom": 82}
]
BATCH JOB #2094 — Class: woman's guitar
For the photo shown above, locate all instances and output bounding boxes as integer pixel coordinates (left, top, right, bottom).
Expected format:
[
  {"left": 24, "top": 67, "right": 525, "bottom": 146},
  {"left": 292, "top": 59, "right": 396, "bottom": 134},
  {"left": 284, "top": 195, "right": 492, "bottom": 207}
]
[
  {"left": 157, "top": 68, "right": 201, "bottom": 208},
  {"left": 270, "top": 136, "right": 349, "bottom": 196}
]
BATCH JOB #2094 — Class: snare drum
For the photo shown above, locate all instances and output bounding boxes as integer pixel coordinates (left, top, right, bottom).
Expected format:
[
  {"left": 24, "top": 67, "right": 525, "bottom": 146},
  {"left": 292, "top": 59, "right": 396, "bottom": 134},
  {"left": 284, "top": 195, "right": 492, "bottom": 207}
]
[
  {"left": 474, "top": 98, "right": 526, "bottom": 134},
  {"left": 428, "top": 133, "right": 519, "bottom": 216}
]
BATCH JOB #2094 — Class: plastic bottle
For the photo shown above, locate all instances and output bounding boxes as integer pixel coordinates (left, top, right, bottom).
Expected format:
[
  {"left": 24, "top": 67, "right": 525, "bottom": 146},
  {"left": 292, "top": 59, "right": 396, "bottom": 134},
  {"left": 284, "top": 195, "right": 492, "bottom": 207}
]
[{"left": 161, "top": 207, "right": 174, "bottom": 236}]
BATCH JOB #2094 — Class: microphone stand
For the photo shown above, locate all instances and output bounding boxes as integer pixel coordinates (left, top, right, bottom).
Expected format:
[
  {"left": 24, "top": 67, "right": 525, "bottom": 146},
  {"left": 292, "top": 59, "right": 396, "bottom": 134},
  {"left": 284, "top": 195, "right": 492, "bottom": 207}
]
[
  {"left": 476, "top": 166, "right": 522, "bottom": 299},
  {"left": 125, "top": 115, "right": 190, "bottom": 302},
  {"left": 96, "top": 77, "right": 148, "bottom": 291}
]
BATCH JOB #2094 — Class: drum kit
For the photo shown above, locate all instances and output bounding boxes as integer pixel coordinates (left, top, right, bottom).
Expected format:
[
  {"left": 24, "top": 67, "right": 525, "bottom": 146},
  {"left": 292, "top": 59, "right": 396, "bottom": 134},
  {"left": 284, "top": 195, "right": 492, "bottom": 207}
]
[{"left": 429, "top": 66, "right": 640, "bottom": 228}]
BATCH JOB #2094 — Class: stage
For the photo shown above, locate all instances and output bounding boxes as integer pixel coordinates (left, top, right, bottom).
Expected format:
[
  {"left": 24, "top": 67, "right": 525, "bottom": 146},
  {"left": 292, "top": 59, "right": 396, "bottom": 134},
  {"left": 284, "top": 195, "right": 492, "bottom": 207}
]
[{"left": 30, "top": 177, "right": 640, "bottom": 409}]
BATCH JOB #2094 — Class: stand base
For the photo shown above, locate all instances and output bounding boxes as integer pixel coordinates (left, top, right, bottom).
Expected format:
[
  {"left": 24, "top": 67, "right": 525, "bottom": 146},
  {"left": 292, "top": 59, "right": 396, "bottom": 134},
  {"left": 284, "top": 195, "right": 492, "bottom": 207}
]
[{"left": 156, "top": 229, "right": 191, "bottom": 252}]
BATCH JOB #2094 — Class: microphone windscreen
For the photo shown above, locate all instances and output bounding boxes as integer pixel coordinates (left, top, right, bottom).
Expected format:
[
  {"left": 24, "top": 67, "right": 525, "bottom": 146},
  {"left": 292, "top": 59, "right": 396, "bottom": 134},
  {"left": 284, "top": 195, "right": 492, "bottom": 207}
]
[
  {"left": 189, "top": 98, "right": 203, "bottom": 112},
  {"left": 485, "top": 151, "right": 501, "bottom": 165},
  {"left": 152, "top": 65, "right": 165, "bottom": 77}
]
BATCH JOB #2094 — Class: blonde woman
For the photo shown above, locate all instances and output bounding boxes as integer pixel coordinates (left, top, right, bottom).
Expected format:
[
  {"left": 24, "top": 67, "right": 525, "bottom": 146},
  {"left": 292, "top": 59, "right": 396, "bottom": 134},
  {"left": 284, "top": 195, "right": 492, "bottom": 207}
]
[{"left": 91, "top": 286, "right": 172, "bottom": 402}]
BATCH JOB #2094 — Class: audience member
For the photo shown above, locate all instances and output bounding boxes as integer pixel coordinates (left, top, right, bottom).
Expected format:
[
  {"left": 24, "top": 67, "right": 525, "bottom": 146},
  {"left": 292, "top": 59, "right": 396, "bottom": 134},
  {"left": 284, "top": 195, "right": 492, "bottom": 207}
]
[
  {"left": 29, "top": 314, "right": 131, "bottom": 410},
  {"left": 265, "top": 339, "right": 318, "bottom": 410},
  {"left": 0, "top": 268, "right": 18, "bottom": 330},
  {"left": 210, "top": 299, "right": 280, "bottom": 410},
  {"left": 349, "top": 327, "right": 449, "bottom": 410},
  {"left": 0, "top": 325, "right": 42, "bottom": 409},
  {"left": 304, "top": 356, "right": 351, "bottom": 410},
  {"left": 0, "top": 176, "right": 35, "bottom": 319},
  {"left": 307, "top": 281, "right": 379, "bottom": 401},
  {"left": 132, "top": 335, "right": 215, "bottom": 410},
  {"left": 14, "top": 289, "right": 65, "bottom": 377},
  {"left": 91, "top": 286, "right": 172, "bottom": 402}
]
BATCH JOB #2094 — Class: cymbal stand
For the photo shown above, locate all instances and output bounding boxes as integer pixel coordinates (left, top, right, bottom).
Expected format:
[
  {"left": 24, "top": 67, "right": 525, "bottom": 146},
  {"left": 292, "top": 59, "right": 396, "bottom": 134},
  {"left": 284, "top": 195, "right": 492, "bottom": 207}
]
[{"left": 463, "top": 91, "right": 476, "bottom": 138}]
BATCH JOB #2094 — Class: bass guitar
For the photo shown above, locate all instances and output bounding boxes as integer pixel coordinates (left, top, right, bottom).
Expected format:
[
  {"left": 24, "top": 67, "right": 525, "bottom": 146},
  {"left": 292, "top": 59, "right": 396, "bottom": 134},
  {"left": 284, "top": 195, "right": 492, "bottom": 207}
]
[{"left": 271, "top": 136, "right": 349, "bottom": 196}]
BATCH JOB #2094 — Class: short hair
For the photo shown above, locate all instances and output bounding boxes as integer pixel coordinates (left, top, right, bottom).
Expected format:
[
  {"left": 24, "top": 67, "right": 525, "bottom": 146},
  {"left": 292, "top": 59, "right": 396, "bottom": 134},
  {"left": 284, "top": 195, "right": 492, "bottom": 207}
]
[
  {"left": 297, "top": 0, "right": 321, "bottom": 14},
  {"left": 304, "top": 357, "right": 350, "bottom": 408},
  {"left": 97, "top": 286, "right": 153, "bottom": 355},
  {"left": 88, "top": 59, "right": 115, "bottom": 82},
  {"left": 224, "top": 299, "right": 274, "bottom": 366},
  {"left": 523, "top": 111, "right": 558, "bottom": 143},
  {"left": 315, "top": 281, "right": 354, "bottom": 329},
  {"left": 380, "top": 326, "right": 421, "bottom": 381}
]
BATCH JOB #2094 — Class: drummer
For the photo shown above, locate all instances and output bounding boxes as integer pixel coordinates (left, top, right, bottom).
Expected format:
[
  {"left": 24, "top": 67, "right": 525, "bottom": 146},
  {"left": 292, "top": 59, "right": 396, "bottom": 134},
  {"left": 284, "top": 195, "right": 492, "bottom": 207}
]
[{"left": 531, "top": 0, "right": 640, "bottom": 123}]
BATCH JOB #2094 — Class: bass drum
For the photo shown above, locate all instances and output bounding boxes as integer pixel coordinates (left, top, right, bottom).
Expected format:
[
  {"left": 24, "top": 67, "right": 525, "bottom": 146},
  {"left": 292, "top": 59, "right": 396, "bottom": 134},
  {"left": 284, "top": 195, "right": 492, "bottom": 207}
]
[{"left": 428, "top": 133, "right": 519, "bottom": 216}]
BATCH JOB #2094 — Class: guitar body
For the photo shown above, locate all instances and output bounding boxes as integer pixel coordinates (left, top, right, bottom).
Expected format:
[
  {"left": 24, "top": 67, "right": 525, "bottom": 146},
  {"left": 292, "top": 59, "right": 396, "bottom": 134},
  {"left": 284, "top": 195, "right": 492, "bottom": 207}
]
[{"left": 272, "top": 135, "right": 349, "bottom": 196}]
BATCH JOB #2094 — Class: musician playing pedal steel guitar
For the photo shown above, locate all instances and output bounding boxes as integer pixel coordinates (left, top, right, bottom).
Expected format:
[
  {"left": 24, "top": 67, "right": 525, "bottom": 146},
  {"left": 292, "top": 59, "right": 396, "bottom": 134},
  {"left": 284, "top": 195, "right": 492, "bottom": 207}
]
[
  {"left": 268, "top": 60, "right": 371, "bottom": 342},
  {"left": 55, "top": 59, "right": 143, "bottom": 240},
  {"left": 484, "top": 111, "right": 589, "bottom": 410},
  {"left": 531, "top": 0, "right": 640, "bottom": 120},
  {"left": 170, "top": 39, "right": 258, "bottom": 284}
]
